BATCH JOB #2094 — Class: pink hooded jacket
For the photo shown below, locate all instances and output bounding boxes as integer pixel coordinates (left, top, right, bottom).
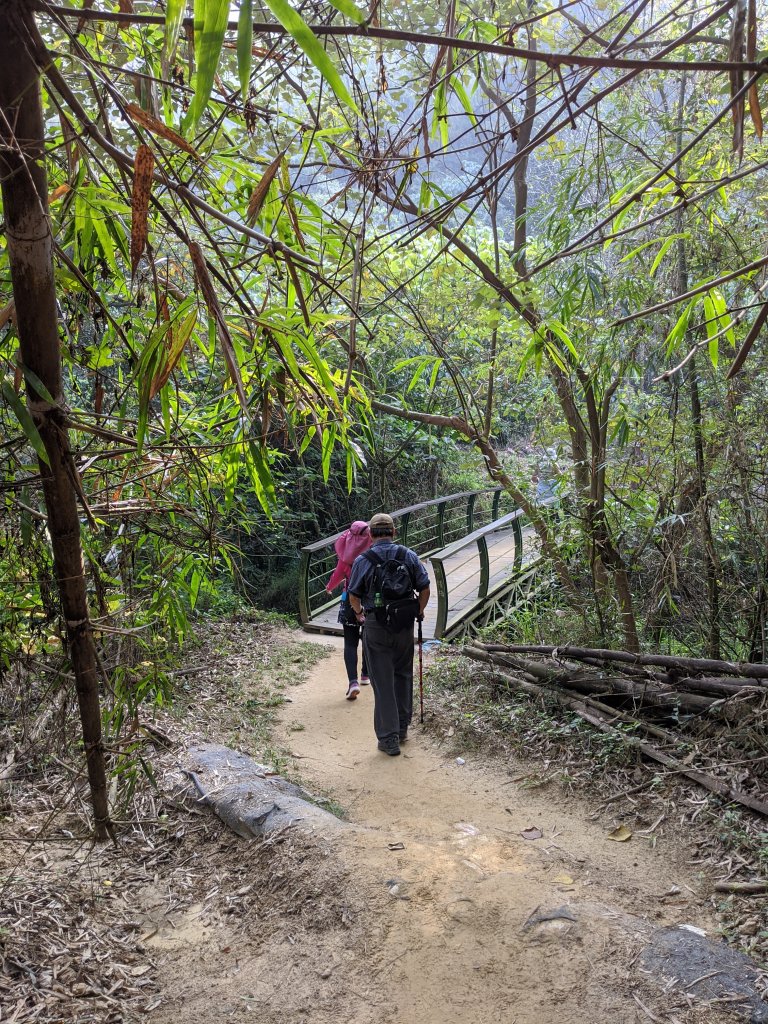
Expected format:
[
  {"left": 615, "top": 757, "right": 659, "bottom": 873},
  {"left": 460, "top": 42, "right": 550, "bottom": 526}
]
[{"left": 326, "top": 520, "right": 372, "bottom": 593}]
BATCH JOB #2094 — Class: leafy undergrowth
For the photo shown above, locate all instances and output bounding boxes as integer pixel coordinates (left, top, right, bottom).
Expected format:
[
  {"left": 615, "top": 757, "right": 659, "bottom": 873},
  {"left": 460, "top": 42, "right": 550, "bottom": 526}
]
[
  {"left": 423, "top": 648, "right": 768, "bottom": 968},
  {"left": 0, "top": 614, "right": 351, "bottom": 1024}
]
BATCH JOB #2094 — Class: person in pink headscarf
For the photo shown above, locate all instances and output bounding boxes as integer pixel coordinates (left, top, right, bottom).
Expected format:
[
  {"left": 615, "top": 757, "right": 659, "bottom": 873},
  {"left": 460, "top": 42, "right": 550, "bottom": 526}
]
[{"left": 327, "top": 520, "right": 373, "bottom": 700}]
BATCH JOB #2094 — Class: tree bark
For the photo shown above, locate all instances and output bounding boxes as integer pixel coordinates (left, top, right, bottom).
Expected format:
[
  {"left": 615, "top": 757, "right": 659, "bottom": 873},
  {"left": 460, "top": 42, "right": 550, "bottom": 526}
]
[{"left": 0, "top": 0, "right": 110, "bottom": 839}]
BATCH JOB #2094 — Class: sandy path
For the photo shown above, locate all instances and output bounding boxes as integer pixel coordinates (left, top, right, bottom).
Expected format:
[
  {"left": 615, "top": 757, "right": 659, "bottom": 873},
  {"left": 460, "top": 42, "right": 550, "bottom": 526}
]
[{"left": 278, "top": 634, "right": 714, "bottom": 1024}]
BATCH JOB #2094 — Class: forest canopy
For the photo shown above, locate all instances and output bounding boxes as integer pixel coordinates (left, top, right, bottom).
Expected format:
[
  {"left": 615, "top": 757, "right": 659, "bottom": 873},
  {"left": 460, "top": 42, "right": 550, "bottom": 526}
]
[{"left": 2, "top": 0, "right": 768, "bottom": 831}]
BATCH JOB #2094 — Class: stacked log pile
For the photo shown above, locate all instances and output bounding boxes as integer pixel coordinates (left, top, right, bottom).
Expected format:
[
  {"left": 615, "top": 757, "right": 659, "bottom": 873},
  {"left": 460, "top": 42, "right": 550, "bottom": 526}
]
[{"left": 461, "top": 642, "right": 768, "bottom": 817}]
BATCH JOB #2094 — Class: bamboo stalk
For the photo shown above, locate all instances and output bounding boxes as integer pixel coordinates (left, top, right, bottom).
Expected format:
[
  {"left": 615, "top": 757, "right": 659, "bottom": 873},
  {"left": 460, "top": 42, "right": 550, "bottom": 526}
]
[
  {"left": 713, "top": 881, "right": 768, "bottom": 894},
  {"left": 469, "top": 646, "right": 720, "bottom": 712},
  {"left": 462, "top": 647, "right": 768, "bottom": 817},
  {"left": 473, "top": 642, "right": 768, "bottom": 683}
]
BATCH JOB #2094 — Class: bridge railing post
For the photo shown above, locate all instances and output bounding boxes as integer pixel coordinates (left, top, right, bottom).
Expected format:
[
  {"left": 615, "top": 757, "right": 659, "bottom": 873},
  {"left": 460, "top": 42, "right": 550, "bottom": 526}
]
[
  {"left": 466, "top": 493, "right": 476, "bottom": 533},
  {"left": 478, "top": 535, "right": 489, "bottom": 600},
  {"left": 512, "top": 514, "right": 524, "bottom": 571},
  {"left": 432, "top": 555, "right": 449, "bottom": 639},
  {"left": 437, "top": 500, "right": 447, "bottom": 548},
  {"left": 398, "top": 511, "right": 410, "bottom": 547},
  {"left": 298, "top": 548, "right": 311, "bottom": 626}
]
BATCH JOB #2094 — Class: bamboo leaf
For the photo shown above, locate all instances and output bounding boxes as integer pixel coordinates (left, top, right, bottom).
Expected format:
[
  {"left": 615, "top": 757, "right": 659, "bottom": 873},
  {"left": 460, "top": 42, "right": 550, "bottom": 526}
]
[
  {"left": 432, "top": 81, "right": 449, "bottom": 147},
  {"left": 92, "top": 214, "right": 119, "bottom": 275},
  {"left": 326, "top": 0, "right": 367, "bottom": 24},
  {"left": 237, "top": 0, "right": 253, "bottom": 99},
  {"left": 1, "top": 379, "right": 50, "bottom": 466},
  {"left": 164, "top": 0, "right": 186, "bottom": 64},
  {"left": 320, "top": 424, "right": 337, "bottom": 481},
  {"left": 703, "top": 294, "right": 720, "bottom": 366},
  {"left": 262, "top": 0, "right": 359, "bottom": 113},
  {"left": 284, "top": 254, "right": 311, "bottom": 327},
  {"left": 547, "top": 319, "right": 578, "bottom": 359},
  {"left": 248, "top": 439, "right": 276, "bottom": 511},
  {"left": 125, "top": 103, "right": 201, "bottom": 158},
  {"left": 406, "top": 355, "right": 431, "bottom": 392},
  {"left": 665, "top": 300, "right": 695, "bottom": 355},
  {"left": 189, "top": 0, "right": 231, "bottom": 127},
  {"left": 709, "top": 335, "right": 719, "bottom": 369},
  {"left": 22, "top": 368, "right": 56, "bottom": 406},
  {"left": 246, "top": 152, "right": 284, "bottom": 224},
  {"left": 49, "top": 184, "right": 70, "bottom": 205},
  {"left": 150, "top": 305, "right": 198, "bottom": 397},
  {"left": 131, "top": 144, "right": 154, "bottom": 278},
  {"left": 298, "top": 424, "right": 316, "bottom": 455},
  {"left": 189, "top": 568, "right": 202, "bottom": 610},
  {"left": 451, "top": 78, "right": 477, "bottom": 126},
  {"left": 544, "top": 340, "right": 567, "bottom": 372},
  {"left": 189, "top": 242, "right": 249, "bottom": 409},
  {"left": 703, "top": 295, "right": 717, "bottom": 340},
  {"left": 710, "top": 288, "right": 735, "bottom": 348},
  {"left": 135, "top": 323, "right": 169, "bottom": 451},
  {"left": 649, "top": 235, "right": 677, "bottom": 277},
  {"left": 280, "top": 156, "right": 306, "bottom": 248}
]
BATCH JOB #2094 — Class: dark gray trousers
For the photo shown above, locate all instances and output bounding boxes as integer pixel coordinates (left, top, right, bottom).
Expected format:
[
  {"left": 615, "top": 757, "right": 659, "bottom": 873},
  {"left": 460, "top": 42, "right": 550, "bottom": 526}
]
[{"left": 362, "top": 621, "right": 415, "bottom": 741}]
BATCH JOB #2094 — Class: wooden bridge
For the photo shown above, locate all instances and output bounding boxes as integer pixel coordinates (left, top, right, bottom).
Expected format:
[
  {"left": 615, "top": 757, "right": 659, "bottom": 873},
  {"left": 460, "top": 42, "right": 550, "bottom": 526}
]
[{"left": 299, "top": 488, "right": 557, "bottom": 641}]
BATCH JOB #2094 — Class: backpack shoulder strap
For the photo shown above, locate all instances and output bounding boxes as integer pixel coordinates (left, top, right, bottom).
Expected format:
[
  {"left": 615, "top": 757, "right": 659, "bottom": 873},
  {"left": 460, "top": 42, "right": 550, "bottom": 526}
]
[
  {"left": 395, "top": 546, "right": 416, "bottom": 585},
  {"left": 361, "top": 549, "right": 384, "bottom": 568}
]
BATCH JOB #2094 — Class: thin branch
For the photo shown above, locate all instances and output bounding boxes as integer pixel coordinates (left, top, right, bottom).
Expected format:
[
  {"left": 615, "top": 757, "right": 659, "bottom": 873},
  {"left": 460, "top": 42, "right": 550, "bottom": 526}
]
[{"left": 42, "top": 5, "right": 767, "bottom": 74}]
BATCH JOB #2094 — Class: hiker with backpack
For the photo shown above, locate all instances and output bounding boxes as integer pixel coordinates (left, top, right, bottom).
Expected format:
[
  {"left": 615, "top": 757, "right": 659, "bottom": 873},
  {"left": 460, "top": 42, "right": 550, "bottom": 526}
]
[
  {"left": 347, "top": 513, "right": 430, "bottom": 757},
  {"left": 326, "top": 520, "right": 373, "bottom": 701}
]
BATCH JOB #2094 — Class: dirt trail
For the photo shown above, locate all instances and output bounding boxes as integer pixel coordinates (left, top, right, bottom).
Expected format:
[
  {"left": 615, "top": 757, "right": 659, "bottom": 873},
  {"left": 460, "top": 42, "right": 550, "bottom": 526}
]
[{"left": 276, "top": 634, "right": 715, "bottom": 1024}]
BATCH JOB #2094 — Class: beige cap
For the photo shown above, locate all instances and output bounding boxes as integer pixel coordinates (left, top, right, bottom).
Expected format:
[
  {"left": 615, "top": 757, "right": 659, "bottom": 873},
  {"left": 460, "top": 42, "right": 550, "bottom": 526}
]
[{"left": 369, "top": 512, "right": 395, "bottom": 532}]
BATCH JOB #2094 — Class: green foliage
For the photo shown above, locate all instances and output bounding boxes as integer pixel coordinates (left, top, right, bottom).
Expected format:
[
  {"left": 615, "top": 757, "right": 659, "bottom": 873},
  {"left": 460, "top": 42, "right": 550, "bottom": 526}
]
[{"left": 4, "top": 0, "right": 768, "bottom": 768}]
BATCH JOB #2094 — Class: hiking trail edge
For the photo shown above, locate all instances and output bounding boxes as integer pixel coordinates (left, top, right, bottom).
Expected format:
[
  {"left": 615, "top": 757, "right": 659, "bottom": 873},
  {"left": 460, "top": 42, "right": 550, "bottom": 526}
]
[{"left": 271, "top": 633, "right": 724, "bottom": 1024}]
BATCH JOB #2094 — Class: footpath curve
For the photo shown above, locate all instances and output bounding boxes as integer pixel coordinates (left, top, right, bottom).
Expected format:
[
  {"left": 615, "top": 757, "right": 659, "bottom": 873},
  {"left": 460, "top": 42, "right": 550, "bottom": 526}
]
[{"left": 277, "top": 633, "right": 716, "bottom": 1024}]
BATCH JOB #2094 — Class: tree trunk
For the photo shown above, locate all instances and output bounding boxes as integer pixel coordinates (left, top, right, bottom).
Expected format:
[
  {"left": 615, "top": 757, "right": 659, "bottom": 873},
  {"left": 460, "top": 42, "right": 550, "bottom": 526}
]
[{"left": 0, "top": 0, "right": 110, "bottom": 839}]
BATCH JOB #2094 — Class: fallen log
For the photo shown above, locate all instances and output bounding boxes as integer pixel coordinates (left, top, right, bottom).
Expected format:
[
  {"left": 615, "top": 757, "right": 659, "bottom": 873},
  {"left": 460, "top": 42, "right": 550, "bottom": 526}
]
[
  {"left": 467, "top": 645, "right": 721, "bottom": 714},
  {"left": 461, "top": 647, "right": 768, "bottom": 817},
  {"left": 669, "top": 676, "right": 765, "bottom": 698},
  {"left": 467, "top": 647, "right": 707, "bottom": 746},
  {"left": 473, "top": 642, "right": 768, "bottom": 684},
  {"left": 713, "top": 881, "right": 768, "bottom": 894}
]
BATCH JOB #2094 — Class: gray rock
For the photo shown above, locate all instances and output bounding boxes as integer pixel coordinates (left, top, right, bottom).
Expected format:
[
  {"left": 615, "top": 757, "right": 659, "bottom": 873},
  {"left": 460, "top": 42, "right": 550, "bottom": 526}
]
[
  {"left": 640, "top": 926, "right": 767, "bottom": 1023},
  {"left": 178, "top": 743, "right": 348, "bottom": 839}
]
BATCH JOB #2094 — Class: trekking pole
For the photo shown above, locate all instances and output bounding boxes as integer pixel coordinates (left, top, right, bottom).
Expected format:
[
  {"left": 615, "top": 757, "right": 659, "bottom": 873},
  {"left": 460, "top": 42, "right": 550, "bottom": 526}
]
[{"left": 418, "top": 617, "right": 424, "bottom": 725}]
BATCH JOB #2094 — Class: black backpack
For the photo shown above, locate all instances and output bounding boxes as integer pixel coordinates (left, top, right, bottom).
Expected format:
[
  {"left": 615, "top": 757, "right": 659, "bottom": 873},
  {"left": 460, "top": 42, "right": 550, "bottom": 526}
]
[{"left": 362, "top": 546, "right": 419, "bottom": 632}]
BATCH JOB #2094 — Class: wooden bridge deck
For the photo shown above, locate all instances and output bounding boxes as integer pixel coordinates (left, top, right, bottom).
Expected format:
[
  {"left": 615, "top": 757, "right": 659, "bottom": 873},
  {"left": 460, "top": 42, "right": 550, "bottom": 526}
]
[{"left": 306, "top": 525, "right": 535, "bottom": 639}]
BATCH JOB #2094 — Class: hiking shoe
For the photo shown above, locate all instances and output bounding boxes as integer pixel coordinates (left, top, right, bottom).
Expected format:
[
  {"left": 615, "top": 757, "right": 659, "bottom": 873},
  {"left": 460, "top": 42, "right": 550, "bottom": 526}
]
[
  {"left": 360, "top": 674, "right": 370, "bottom": 685},
  {"left": 399, "top": 730, "right": 408, "bottom": 744},
  {"left": 377, "top": 737, "right": 401, "bottom": 757},
  {"left": 346, "top": 681, "right": 361, "bottom": 701}
]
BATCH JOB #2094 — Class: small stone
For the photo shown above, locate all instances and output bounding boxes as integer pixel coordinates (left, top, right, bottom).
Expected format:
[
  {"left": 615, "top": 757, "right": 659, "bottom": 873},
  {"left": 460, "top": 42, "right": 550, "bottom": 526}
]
[
  {"left": 456, "top": 757, "right": 465, "bottom": 766},
  {"left": 320, "top": 968, "right": 332, "bottom": 979}
]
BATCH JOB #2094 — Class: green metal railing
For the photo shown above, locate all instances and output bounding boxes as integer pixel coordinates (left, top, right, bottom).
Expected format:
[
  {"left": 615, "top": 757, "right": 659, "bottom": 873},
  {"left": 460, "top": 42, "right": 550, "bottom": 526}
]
[
  {"left": 430, "top": 497, "right": 558, "bottom": 639},
  {"left": 298, "top": 487, "right": 516, "bottom": 629}
]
